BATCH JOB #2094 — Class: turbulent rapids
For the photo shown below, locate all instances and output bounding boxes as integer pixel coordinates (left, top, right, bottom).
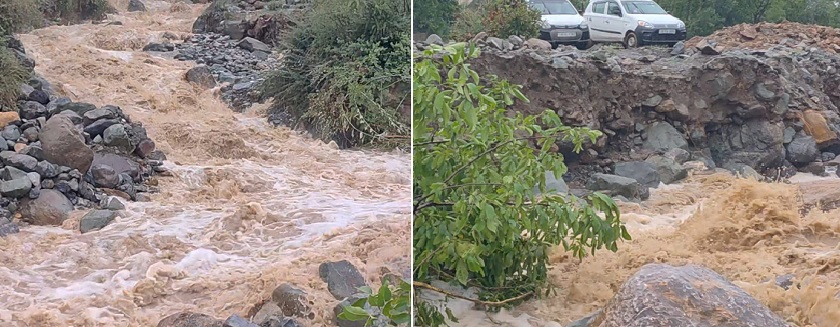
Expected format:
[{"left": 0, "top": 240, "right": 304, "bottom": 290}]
[{"left": 0, "top": 1, "right": 410, "bottom": 326}]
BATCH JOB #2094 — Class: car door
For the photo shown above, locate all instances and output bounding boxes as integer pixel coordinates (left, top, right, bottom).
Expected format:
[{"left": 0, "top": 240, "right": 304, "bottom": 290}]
[
  {"left": 603, "top": 1, "right": 625, "bottom": 41},
  {"left": 585, "top": 1, "right": 608, "bottom": 41}
]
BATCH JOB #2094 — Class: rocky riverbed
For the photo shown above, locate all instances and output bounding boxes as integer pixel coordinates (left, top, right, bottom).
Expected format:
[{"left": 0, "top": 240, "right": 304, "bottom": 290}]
[{"left": 0, "top": 1, "right": 410, "bottom": 326}]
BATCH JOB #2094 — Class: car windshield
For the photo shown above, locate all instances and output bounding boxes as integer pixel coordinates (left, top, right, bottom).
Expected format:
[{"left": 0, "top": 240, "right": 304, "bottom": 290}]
[
  {"left": 621, "top": 1, "right": 668, "bottom": 14},
  {"left": 531, "top": 0, "right": 578, "bottom": 14}
]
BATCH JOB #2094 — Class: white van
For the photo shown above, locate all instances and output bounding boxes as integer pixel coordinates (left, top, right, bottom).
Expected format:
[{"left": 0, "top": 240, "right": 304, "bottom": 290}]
[
  {"left": 582, "top": 0, "right": 686, "bottom": 48},
  {"left": 528, "top": 0, "right": 591, "bottom": 49}
]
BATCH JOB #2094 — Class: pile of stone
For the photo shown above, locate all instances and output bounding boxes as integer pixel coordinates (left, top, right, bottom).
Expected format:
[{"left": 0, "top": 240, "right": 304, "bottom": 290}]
[
  {"left": 0, "top": 37, "right": 166, "bottom": 237},
  {"left": 686, "top": 22, "right": 840, "bottom": 54},
  {"left": 157, "top": 260, "right": 400, "bottom": 327},
  {"left": 191, "top": 0, "right": 303, "bottom": 46},
  {"left": 145, "top": 33, "right": 278, "bottom": 111}
]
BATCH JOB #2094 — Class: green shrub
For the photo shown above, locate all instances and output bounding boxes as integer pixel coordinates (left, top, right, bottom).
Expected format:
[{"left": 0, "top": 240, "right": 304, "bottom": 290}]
[
  {"left": 41, "top": 0, "right": 112, "bottom": 23},
  {"left": 414, "top": 0, "right": 459, "bottom": 37},
  {"left": 0, "top": 0, "right": 44, "bottom": 36},
  {"left": 449, "top": 0, "right": 542, "bottom": 41},
  {"left": 412, "top": 43, "right": 630, "bottom": 326},
  {"left": 449, "top": 6, "right": 487, "bottom": 41},
  {"left": 0, "top": 46, "right": 30, "bottom": 110},
  {"left": 260, "top": 0, "right": 410, "bottom": 148}
]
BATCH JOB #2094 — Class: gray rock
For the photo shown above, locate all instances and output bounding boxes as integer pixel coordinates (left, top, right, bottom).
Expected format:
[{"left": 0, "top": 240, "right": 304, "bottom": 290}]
[
  {"left": 486, "top": 37, "right": 505, "bottom": 50},
  {"left": 91, "top": 164, "right": 120, "bottom": 188},
  {"left": 142, "top": 42, "right": 175, "bottom": 52},
  {"left": 642, "top": 95, "right": 662, "bottom": 107},
  {"left": 535, "top": 171, "right": 569, "bottom": 195},
  {"left": 40, "top": 115, "right": 94, "bottom": 174},
  {"left": 223, "top": 21, "right": 246, "bottom": 40},
  {"left": 21, "top": 101, "right": 47, "bottom": 119},
  {"left": 783, "top": 127, "right": 795, "bottom": 144},
  {"left": 663, "top": 148, "right": 690, "bottom": 164},
  {"left": 2, "top": 125, "right": 21, "bottom": 141},
  {"left": 586, "top": 173, "right": 648, "bottom": 201},
  {"left": 424, "top": 34, "right": 444, "bottom": 46},
  {"left": 645, "top": 156, "right": 688, "bottom": 184},
  {"left": 222, "top": 314, "right": 259, "bottom": 327},
  {"left": 186, "top": 65, "right": 217, "bottom": 89},
  {"left": 319, "top": 260, "right": 367, "bottom": 300},
  {"left": 271, "top": 284, "right": 312, "bottom": 318},
  {"left": 507, "top": 35, "right": 524, "bottom": 47},
  {"left": 19, "top": 188, "right": 73, "bottom": 225},
  {"left": 786, "top": 134, "right": 819, "bottom": 167},
  {"left": 1, "top": 166, "right": 28, "bottom": 181},
  {"left": 1, "top": 152, "right": 38, "bottom": 172},
  {"left": 80, "top": 210, "right": 117, "bottom": 233},
  {"left": 156, "top": 312, "right": 223, "bottom": 327},
  {"left": 643, "top": 122, "right": 688, "bottom": 151},
  {"left": 709, "top": 120, "right": 785, "bottom": 170},
  {"left": 57, "top": 102, "right": 97, "bottom": 116},
  {"left": 566, "top": 310, "right": 602, "bottom": 327},
  {"left": 102, "top": 196, "right": 126, "bottom": 210},
  {"left": 590, "top": 263, "right": 787, "bottom": 327},
  {"left": 822, "top": 152, "right": 836, "bottom": 162},
  {"left": 22, "top": 127, "right": 39, "bottom": 142},
  {"left": 670, "top": 41, "right": 685, "bottom": 55},
  {"left": 84, "top": 119, "right": 120, "bottom": 137},
  {"left": 82, "top": 108, "right": 118, "bottom": 125},
  {"left": 725, "top": 163, "right": 762, "bottom": 180},
  {"left": 0, "top": 217, "right": 19, "bottom": 237},
  {"left": 754, "top": 82, "right": 777, "bottom": 101},
  {"left": 128, "top": 0, "right": 146, "bottom": 12},
  {"left": 236, "top": 37, "right": 271, "bottom": 53},
  {"left": 27, "top": 172, "right": 40, "bottom": 187},
  {"left": 35, "top": 161, "right": 59, "bottom": 178},
  {"left": 0, "top": 177, "right": 32, "bottom": 198},
  {"left": 614, "top": 161, "right": 660, "bottom": 188},
  {"left": 103, "top": 124, "right": 133, "bottom": 152},
  {"left": 92, "top": 153, "right": 140, "bottom": 179},
  {"left": 55, "top": 110, "right": 84, "bottom": 124}
]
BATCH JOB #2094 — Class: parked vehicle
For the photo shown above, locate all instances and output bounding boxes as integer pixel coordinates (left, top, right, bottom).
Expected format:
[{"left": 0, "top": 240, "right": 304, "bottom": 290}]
[
  {"left": 528, "top": 0, "right": 591, "bottom": 49},
  {"left": 582, "top": 0, "right": 686, "bottom": 48}
]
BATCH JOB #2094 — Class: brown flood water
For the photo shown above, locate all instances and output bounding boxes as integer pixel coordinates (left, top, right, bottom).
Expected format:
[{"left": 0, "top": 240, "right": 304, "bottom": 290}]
[
  {"left": 437, "top": 173, "right": 840, "bottom": 327},
  {"left": 0, "top": 1, "right": 410, "bottom": 326}
]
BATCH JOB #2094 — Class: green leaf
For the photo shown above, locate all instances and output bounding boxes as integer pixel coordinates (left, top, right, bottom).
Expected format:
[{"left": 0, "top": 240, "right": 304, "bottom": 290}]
[{"left": 338, "top": 306, "right": 370, "bottom": 322}]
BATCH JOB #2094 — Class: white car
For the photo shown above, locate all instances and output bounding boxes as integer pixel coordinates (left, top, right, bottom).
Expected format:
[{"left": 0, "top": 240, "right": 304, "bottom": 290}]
[
  {"left": 582, "top": 0, "right": 686, "bottom": 48},
  {"left": 528, "top": 0, "right": 591, "bottom": 49}
]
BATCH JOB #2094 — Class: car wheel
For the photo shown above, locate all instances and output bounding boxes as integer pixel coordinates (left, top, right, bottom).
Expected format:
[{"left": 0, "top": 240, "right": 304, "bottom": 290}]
[
  {"left": 576, "top": 40, "right": 593, "bottom": 50},
  {"left": 624, "top": 32, "right": 639, "bottom": 48}
]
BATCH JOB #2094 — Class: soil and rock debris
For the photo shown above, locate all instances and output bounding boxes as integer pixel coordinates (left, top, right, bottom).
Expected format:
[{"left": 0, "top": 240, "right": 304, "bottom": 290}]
[
  {"left": 1, "top": 0, "right": 409, "bottom": 326},
  {"left": 415, "top": 23, "right": 840, "bottom": 327}
]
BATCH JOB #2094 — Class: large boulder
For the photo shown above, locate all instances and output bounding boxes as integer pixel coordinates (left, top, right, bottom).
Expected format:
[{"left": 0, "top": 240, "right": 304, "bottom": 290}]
[
  {"left": 709, "top": 120, "right": 785, "bottom": 170},
  {"left": 92, "top": 153, "right": 141, "bottom": 179},
  {"left": 613, "top": 161, "right": 660, "bottom": 188},
  {"left": 534, "top": 171, "right": 569, "bottom": 195},
  {"left": 319, "top": 260, "right": 367, "bottom": 300},
  {"left": 645, "top": 156, "right": 688, "bottom": 184},
  {"left": 185, "top": 65, "right": 216, "bottom": 89},
  {"left": 643, "top": 122, "right": 688, "bottom": 151},
  {"left": 39, "top": 115, "right": 94, "bottom": 173},
  {"left": 785, "top": 134, "right": 819, "bottom": 167},
  {"left": 588, "top": 264, "right": 787, "bottom": 327},
  {"left": 586, "top": 173, "right": 648, "bottom": 201},
  {"left": 80, "top": 210, "right": 118, "bottom": 233},
  {"left": 19, "top": 189, "right": 74, "bottom": 226},
  {"left": 0, "top": 176, "right": 32, "bottom": 198}
]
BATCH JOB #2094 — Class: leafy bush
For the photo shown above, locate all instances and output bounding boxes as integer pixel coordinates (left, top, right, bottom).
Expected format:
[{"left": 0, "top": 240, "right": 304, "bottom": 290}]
[
  {"left": 414, "top": 0, "right": 459, "bottom": 37},
  {"left": 260, "top": 0, "right": 410, "bottom": 148},
  {"left": 0, "top": 46, "right": 30, "bottom": 110},
  {"left": 449, "top": 0, "right": 542, "bottom": 41},
  {"left": 412, "top": 43, "right": 630, "bottom": 326},
  {"left": 41, "top": 0, "right": 112, "bottom": 23},
  {"left": 0, "top": 0, "right": 44, "bottom": 36},
  {"left": 338, "top": 279, "right": 411, "bottom": 326}
]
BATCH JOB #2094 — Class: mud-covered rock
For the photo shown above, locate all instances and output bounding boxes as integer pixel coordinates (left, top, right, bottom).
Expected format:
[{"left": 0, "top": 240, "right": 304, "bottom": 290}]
[
  {"left": 786, "top": 134, "right": 819, "bottom": 167},
  {"left": 588, "top": 263, "right": 787, "bottom": 327},
  {"left": 271, "top": 284, "right": 312, "bottom": 318},
  {"left": 186, "top": 65, "right": 217, "bottom": 89},
  {"left": 0, "top": 216, "right": 19, "bottom": 237}
]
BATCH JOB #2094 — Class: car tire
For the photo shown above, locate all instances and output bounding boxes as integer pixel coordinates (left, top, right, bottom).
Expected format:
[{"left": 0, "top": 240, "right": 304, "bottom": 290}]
[
  {"left": 576, "top": 40, "right": 593, "bottom": 50},
  {"left": 624, "top": 32, "right": 639, "bottom": 48}
]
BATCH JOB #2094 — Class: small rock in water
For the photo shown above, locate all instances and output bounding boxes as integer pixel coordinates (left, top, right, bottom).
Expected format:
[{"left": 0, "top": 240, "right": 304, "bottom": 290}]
[
  {"left": 157, "top": 312, "right": 223, "bottom": 327},
  {"left": 222, "top": 314, "right": 259, "bottom": 327},
  {"left": 186, "top": 65, "right": 217, "bottom": 89},
  {"left": 79, "top": 210, "right": 118, "bottom": 233},
  {"left": 0, "top": 216, "right": 20, "bottom": 237},
  {"left": 91, "top": 164, "right": 120, "bottom": 188},
  {"left": 319, "top": 260, "right": 367, "bottom": 300},
  {"left": 271, "top": 284, "right": 313, "bottom": 318},
  {"left": 236, "top": 37, "right": 271, "bottom": 53},
  {"left": 128, "top": 0, "right": 146, "bottom": 12},
  {"left": 102, "top": 196, "right": 126, "bottom": 210}
]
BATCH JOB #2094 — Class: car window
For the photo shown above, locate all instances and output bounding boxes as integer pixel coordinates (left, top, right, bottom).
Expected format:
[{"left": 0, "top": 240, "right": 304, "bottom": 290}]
[
  {"left": 622, "top": 1, "right": 668, "bottom": 14},
  {"left": 592, "top": 2, "right": 605, "bottom": 13},
  {"left": 530, "top": 2, "right": 550, "bottom": 14},
  {"left": 607, "top": 2, "right": 622, "bottom": 15}
]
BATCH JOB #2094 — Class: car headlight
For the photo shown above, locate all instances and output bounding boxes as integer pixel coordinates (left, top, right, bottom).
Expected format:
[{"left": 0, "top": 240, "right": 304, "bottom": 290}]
[
  {"left": 638, "top": 20, "right": 654, "bottom": 28},
  {"left": 579, "top": 22, "right": 589, "bottom": 29},
  {"left": 542, "top": 21, "right": 550, "bottom": 29},
  {"left": 677, "top": 21, "right": 685, "bottom": 29}
]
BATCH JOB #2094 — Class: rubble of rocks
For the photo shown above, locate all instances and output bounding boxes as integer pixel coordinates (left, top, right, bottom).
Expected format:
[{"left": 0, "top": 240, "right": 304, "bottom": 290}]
[
  {"left": 686, "top": 22, "right": 840, "bottom": 54},
  {"left": 0, "top": 37, "right": 166, "bottom": 237},
  {"left": 156, "top": 260, "right": 399, "bottom": 327},
  {"left": 415, "top": 29, "right": 840, "bottom": 201},
  {"left": 141, "top": 33, "right": 278, "bottom": 111},
  {"left": 192, "top": 0, "right": 303, "bottom": 46}
]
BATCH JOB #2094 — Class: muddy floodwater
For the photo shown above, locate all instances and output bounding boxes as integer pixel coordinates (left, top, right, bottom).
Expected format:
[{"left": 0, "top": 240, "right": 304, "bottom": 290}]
[
  {"left": 0, "top": 1, "right": 410, "bottom": 326},
  {"left": 433, "top": 173, "right": 840, "bottom": 327}
]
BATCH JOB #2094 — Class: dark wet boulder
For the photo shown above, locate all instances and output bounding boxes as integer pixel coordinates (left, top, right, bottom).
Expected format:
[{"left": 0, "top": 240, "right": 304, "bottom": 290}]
[
  {"left": 786, "top": 134, "right": 819, "bottom": 167},
  {"left": 0, "top": 216, "right": 19, "bottom": 237},
  {"left": 79, "top": 209, "right": 118, "bottom": 233},
  {"left": 271, "top": 284, "right": 312, "bottom": 318},
  {"left": 57, "top": 102, "right": 97, "bottom": 116},
  {"left": 586, "top": 173, "right": 649, "bottom": 201},
  {"left": 613, "top": 161, "right": 660, "bottom": 188},
  {"left": 186, "top": 65, "right": 216, "bottom": 89},
  {"left": 319, "top": 260, "right": 367, "bottom": 300},
  {"left": 91, "top": 164, "right": 120, "bottom": 188},
  {"left": 128, "top": 0, "right": 146, "bottom": 12},
  {"left": 642, "top": 122, "right": 688, "bottom": 151},
  {"left": 645, "top": 156, "right": 688, "bottom": 184},
  {"left": 588, "top": 263, "right": 787, "bottom": 327}
]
